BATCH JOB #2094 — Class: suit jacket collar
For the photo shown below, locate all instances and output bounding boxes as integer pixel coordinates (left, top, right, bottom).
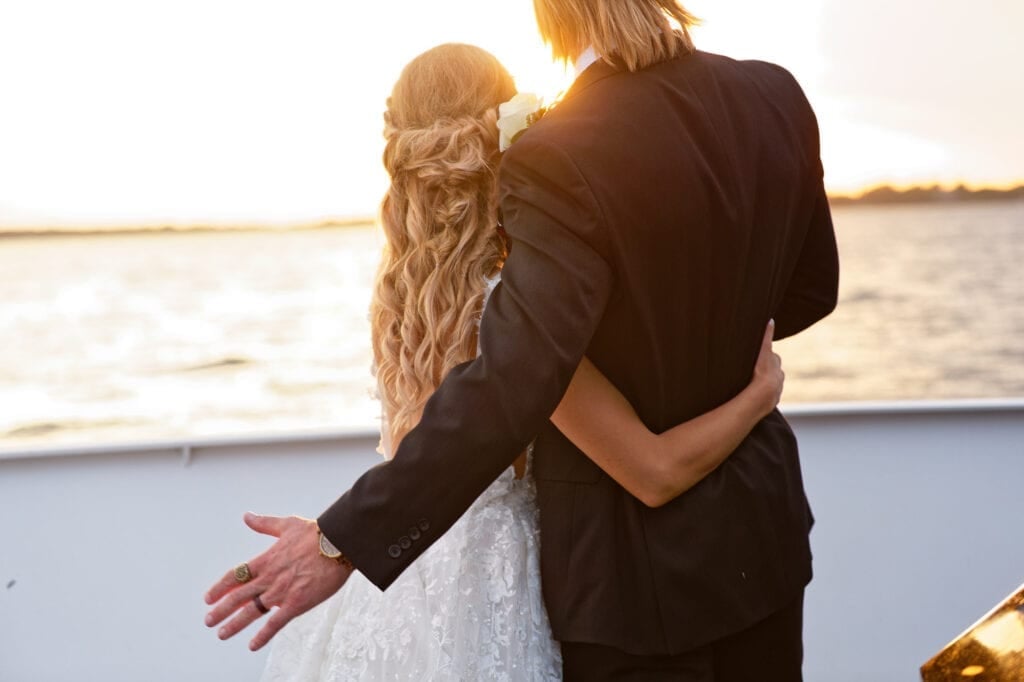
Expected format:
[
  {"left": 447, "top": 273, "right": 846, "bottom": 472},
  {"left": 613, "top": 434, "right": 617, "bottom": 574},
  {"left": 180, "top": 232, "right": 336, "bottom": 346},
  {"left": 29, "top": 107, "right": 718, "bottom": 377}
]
[
  {"left": 564, "top": 57, "right": 622, "bottom": 100},
  {"left": 564, "top": 38, "right": 698, "bottom": 102}
]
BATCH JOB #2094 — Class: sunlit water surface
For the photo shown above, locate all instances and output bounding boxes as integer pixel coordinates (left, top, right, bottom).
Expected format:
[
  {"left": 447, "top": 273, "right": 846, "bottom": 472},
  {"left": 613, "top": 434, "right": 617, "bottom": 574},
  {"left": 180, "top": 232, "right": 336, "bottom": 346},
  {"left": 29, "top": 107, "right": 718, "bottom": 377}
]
[{"left": 2, "top": 200, "right": 1022, "bottom": 450}]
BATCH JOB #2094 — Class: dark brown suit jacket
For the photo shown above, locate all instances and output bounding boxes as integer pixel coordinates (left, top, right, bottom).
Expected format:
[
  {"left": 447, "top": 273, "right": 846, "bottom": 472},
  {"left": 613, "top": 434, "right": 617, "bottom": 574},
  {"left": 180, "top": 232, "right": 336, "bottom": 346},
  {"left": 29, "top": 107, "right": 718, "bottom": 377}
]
[{"left": 319, "top": 48, "right": 839, "bottom": 655}]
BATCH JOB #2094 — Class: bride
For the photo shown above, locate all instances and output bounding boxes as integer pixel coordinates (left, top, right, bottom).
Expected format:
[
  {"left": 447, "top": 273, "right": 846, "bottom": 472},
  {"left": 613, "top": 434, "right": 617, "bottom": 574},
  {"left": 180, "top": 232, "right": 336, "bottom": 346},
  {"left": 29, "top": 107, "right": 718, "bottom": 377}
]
[{"left": 260, "top": 43, "right": 785, "bottom": 681}]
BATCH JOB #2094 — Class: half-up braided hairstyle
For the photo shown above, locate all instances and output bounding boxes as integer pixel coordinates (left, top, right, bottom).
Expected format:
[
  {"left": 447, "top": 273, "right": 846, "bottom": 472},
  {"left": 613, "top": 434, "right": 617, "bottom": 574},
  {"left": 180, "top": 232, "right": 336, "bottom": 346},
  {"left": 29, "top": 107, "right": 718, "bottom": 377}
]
[{"left": 372, "top": 44, "right": 517, "bottom": 450}]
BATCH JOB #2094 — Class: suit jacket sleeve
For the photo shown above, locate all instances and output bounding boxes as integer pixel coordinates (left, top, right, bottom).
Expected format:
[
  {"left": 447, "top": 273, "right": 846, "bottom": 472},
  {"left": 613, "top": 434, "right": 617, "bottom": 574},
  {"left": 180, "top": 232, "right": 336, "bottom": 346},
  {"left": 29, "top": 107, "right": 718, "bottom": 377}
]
[
  {"left": 773, "top": 77, "right": 840, "bottom": 340},
  {"left": 317, "top": 135, "right": 614, "bottom": 590}
]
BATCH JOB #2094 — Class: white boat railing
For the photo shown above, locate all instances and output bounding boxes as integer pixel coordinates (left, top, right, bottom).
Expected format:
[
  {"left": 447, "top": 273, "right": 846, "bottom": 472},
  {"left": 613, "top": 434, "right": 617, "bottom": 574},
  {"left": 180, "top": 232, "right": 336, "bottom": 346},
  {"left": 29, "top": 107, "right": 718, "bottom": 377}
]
[
  {"left": 0, "top": 426, "right": 378, "bottom": 463},
  {"left": 2, "top": 399, "right": 1023, "bottom": 681}
]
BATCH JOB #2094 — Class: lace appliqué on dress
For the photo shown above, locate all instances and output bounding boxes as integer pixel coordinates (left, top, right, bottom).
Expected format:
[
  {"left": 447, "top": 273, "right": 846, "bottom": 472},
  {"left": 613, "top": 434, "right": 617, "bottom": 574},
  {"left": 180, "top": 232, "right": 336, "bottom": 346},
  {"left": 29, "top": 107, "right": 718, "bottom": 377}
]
[
  {"left": 261, "top": 273, "right": 561, "bottom": 680},
  {"left": 261, "top": 464, "right": 560, "bottom": 681}
]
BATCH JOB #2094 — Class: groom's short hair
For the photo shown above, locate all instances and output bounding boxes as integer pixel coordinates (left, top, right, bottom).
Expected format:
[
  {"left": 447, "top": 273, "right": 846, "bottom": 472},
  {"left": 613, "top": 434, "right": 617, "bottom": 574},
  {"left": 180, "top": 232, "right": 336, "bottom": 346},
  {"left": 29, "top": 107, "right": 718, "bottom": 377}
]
[{"left": 533, "top": 0, "right": 697, "bottom": 72}]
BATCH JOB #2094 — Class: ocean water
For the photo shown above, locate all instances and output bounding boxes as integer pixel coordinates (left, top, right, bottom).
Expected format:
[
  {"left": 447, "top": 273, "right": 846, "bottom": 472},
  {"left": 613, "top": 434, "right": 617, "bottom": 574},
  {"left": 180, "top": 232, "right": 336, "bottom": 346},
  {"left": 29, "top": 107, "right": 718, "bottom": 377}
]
[{"left": 2, "top": 201, "right": 1023, "bottom": 451}]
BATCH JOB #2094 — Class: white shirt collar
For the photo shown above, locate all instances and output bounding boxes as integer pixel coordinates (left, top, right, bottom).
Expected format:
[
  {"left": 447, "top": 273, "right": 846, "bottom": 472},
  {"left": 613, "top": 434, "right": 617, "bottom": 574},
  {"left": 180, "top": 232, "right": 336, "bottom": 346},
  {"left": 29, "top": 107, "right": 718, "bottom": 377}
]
[{"left": 574, "top": 46, "right": 599, "bottom": 79}]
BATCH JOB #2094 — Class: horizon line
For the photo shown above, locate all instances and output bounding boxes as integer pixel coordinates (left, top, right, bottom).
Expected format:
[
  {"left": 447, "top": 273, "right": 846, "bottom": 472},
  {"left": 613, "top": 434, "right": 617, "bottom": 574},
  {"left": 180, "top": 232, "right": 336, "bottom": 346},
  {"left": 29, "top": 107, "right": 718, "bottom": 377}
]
[
  {"left": 827, "top": 180, "right": 1024, "bottom": 200},
  {"left": 0, "top": 216, "right": 377, "bottom": 237},
  {"left": 3, "top": 182, "right": 1023, "bottom": 236}
]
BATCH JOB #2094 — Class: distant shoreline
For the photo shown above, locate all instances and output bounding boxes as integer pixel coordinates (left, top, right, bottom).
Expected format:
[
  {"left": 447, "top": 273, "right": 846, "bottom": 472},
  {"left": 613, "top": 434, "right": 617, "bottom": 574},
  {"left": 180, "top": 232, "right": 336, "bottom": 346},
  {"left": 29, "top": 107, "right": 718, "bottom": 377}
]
[
  {"left": 3, "top": 184, "right": 1024, "bottom": 236},
  {"left": 0, "top": 217, "right": 376, "bottom": 238},
  {"left": 829, "top": 184, "right": 1024, "bottom": 208}
]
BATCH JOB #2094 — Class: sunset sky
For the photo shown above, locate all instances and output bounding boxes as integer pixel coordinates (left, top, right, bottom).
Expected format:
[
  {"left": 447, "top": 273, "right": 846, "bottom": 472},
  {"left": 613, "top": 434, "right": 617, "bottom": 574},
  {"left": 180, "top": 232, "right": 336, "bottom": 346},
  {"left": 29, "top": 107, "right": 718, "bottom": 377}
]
[{"left": 0, "top": 0, "right": 1021, "bottom": 227}]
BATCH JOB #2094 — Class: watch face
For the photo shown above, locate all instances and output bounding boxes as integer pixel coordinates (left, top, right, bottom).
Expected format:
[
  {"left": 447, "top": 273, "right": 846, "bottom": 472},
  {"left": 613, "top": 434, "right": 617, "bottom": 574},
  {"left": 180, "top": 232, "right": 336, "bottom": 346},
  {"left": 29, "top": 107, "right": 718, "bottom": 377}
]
[{"left": 319, "top": 533, "right": 340, "bottom": 557}]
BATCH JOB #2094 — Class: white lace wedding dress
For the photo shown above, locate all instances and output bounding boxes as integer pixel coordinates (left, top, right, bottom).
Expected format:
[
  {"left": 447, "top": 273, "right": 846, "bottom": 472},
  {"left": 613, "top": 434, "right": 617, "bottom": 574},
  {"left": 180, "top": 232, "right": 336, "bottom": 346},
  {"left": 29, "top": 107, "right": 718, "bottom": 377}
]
[{"left": 260, "top": 278, "right": 562, "bottom": 681}]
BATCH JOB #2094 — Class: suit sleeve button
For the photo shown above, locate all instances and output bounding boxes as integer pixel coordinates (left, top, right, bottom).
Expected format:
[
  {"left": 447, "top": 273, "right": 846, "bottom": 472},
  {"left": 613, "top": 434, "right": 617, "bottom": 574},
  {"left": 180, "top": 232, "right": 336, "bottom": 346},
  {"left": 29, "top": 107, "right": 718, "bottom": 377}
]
[
  {"left": 408, "top": 527, "right": 421, "bottom": 541},
  {"left": 387, "top": 544, "right": 402, "bottom": 559},
  {"left": 417, "top": 519, "right": 430, "bottom": 532},
  {"left": 398, "top": 536, "right": 412, "bottom": 550}
]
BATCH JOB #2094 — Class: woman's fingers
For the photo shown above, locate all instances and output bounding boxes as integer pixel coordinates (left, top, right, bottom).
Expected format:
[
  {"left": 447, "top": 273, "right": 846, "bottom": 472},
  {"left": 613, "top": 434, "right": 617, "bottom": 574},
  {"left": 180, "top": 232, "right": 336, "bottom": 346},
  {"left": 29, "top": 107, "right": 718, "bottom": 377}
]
[
  {"left": 761, "top": 319, "right": 776, "bottom": 352},
  {"left": 754, "top": 321, "right": 780, "bottom": 373},
  {"left": 755, "top": 319, "right": 776, "bottom": 367}
]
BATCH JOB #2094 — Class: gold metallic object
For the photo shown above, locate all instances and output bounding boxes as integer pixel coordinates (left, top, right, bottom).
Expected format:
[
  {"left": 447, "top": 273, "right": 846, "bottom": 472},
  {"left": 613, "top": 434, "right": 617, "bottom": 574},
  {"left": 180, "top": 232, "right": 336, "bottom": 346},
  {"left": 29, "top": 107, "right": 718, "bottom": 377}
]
[
  {"left": 318, "top": 530, "right": 354, "bottom": 570},
  {"left": 921, "top": 583, "right": 1024, "bottom": 681},
  {"left": 233, "top": 562, "right": 253, "bottom": 584}
]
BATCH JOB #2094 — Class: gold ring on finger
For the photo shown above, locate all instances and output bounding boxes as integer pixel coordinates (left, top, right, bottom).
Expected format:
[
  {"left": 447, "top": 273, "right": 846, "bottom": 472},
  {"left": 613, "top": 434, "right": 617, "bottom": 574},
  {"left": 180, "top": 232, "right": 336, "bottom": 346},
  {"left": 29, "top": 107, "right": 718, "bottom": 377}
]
[{"left": 234, "top": 562, "right": 253, "bottom": 584}]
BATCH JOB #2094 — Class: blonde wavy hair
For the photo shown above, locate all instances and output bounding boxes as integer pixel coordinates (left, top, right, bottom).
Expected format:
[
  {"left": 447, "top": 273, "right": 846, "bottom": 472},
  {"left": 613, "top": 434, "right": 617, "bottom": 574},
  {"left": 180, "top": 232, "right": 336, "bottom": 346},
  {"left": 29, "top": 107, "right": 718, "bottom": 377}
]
[
  {"left": 533, "top": 0, "right": 697, "bottom": 72},
  {"left": 371, "top": 44, "right": 516, "bottom": 449}
]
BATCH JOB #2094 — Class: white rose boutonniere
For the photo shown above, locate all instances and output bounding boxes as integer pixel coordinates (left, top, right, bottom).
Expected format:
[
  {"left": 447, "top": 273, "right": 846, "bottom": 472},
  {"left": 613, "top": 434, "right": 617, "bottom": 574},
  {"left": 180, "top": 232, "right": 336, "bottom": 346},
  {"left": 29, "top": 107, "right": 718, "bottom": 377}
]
[{"left": 497, "top": 92, "right": 547, "bottom": 152}]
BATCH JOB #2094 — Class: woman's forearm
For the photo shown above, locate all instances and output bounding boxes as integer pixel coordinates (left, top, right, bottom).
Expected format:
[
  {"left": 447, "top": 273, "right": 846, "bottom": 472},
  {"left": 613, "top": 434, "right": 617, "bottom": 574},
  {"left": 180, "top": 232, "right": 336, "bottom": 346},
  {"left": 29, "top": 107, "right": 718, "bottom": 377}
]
[
  {"left": 551, "top": 327, "right": 780, "bottom": 508},
  {"left": 642, "top": 384, "right": 771, "bottom": 506},
  {"left": 550, "top": 358, "right": 664, "bottom": 503}
]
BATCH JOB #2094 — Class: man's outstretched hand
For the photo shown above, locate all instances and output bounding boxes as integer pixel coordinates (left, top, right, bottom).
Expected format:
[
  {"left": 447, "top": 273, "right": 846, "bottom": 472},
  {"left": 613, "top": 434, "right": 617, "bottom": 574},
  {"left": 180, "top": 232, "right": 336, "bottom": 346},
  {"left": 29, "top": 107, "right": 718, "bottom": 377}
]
[{"left": 204, "top": 512, "right": 352, "bottom": 651}]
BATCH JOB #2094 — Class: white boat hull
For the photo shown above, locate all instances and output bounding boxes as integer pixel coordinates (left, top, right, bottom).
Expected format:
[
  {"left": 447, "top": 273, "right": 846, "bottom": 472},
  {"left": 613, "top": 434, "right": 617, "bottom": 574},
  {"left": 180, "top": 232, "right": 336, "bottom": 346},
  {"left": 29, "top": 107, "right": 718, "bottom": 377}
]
[{"left": 2, "top": 401, "right": 1022, "bottom": 681}]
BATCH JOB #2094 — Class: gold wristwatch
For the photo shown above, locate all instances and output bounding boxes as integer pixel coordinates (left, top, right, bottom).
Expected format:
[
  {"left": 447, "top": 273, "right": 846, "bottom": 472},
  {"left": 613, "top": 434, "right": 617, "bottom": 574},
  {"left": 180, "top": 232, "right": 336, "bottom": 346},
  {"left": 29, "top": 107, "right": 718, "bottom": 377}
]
[{"left": 318, "top": 527, "right": 354, "bottom": 570}]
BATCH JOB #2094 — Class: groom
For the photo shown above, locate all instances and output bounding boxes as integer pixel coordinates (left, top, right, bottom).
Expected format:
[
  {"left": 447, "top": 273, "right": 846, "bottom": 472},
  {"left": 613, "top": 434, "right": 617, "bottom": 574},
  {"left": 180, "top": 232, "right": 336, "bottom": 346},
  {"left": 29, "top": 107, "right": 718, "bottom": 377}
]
[{"left": 206, "top": 1, "right": 838, "bottom": 678}]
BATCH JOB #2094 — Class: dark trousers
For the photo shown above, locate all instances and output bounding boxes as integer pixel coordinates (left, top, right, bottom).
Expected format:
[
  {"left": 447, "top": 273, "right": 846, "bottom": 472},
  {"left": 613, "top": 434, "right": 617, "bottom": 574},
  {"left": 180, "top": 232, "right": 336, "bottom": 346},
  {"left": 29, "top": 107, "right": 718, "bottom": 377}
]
[{"left": 561, "top": 591, "right": 804, "bottom": 682}]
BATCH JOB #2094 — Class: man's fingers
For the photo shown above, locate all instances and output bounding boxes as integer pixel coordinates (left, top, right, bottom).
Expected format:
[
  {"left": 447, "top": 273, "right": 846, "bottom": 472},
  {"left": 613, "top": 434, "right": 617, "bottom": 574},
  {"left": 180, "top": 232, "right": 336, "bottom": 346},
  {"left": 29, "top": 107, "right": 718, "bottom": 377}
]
[
  {"left": 205, "top": 581, "right": 263, "bottom": 627},
  {"left": 244, "top": 512, "right": 287, "bottom": 537},
  {"left": 204, "top": 515, "right": 341, "bottom": 651},
  {"left": 206, "top": 567, "right": 248, "bottom": 606},
  {"left": 204, "top": 553, "right": 270, "bottom": 605},
  {"left": 204, "top": 521, "right": 279, "bottom": 606},
  {"left": 249, "top": 608, "right": 294, "bottom": 651},
  {"left": 216, "top": 597, "right": 268, "bottom": 641}
]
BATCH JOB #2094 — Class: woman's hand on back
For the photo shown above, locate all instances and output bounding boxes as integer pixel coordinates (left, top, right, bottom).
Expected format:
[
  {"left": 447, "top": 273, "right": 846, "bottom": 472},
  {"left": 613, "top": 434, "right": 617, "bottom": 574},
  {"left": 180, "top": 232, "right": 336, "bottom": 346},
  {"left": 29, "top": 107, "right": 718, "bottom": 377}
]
[{"left": 749, "top": 319, "right": 784, "bottom": 417}]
